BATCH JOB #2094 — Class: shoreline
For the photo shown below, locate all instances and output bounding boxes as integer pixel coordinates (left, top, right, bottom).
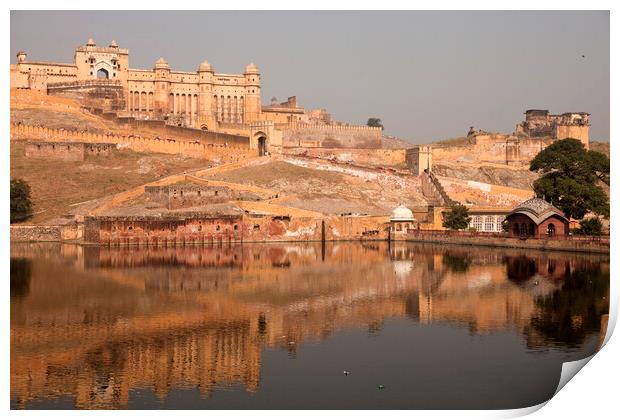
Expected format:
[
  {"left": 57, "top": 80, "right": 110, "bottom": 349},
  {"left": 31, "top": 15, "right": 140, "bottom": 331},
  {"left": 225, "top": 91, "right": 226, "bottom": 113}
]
[{"left": 10, "top": 236, "right": 610, "bottom": 254}]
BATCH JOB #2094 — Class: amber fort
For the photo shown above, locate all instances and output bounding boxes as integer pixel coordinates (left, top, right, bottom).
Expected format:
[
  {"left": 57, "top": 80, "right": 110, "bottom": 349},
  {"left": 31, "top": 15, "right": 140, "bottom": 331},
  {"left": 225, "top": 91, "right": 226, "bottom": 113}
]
[{"left": 9, "top": 37, "right": 604, "bottom": 252}]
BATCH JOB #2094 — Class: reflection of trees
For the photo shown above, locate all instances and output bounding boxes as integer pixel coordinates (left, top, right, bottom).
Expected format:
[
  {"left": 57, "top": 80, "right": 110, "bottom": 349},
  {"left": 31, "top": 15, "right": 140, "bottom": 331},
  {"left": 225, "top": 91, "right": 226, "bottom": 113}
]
[
  {"left": 10, "top": 258, "right": 31, "bottom": 299},
  {"left": 527, "top": 266, "right": 609, "bottom": 349},
  {"left": 442, "top": 252, "right": 472, "bottom": 273}
]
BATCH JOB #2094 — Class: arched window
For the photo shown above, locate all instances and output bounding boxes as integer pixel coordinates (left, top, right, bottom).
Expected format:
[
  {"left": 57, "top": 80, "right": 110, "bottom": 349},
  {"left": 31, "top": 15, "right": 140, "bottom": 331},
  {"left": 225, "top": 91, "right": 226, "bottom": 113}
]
[
  {"left": 97, "top": 68, "right": 109, "bottom": 79},
  {"left": 547, "top": 223, "right": 556, "bottom": 236}
]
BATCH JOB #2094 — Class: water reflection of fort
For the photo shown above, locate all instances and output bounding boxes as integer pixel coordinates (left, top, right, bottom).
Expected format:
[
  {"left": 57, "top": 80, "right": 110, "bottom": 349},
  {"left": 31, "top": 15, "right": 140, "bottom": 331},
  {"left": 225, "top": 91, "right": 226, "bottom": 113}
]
[{"left": 10, "top": 243, "right": 609, "bottom": 408}]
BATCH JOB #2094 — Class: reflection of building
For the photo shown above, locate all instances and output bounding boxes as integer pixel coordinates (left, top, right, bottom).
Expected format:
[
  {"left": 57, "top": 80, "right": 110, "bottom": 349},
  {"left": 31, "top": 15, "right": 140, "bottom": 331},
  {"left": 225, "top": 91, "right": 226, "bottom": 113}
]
[
  {"left": 505, "top": 198, "right": 569, "bottom": 239},
  {"left": 10, "top": 242, "right": 608, "bottom": 408}
]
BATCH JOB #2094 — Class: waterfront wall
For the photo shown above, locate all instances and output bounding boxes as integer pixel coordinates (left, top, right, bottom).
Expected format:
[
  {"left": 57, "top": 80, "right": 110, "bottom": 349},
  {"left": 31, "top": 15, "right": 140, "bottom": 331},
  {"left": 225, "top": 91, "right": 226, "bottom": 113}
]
[
  {"left": 10, "top": 224, "right": 80, "bottom": 242},
  {"left": 402, "top": 230, "right": 609, "bottom": 254}
]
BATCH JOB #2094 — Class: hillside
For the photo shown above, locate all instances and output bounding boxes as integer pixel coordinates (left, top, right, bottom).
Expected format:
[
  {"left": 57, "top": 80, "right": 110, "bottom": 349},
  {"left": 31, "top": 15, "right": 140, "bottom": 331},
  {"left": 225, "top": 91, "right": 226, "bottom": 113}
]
[
  {"left": 590, "top": 141, "right": 610, "bottom": 157},
  {"left": 205, "top": 158, "right": 428, "bottom": 215},
  {"left": 10, "top": 142, "right": 211, "bottom": 224}
]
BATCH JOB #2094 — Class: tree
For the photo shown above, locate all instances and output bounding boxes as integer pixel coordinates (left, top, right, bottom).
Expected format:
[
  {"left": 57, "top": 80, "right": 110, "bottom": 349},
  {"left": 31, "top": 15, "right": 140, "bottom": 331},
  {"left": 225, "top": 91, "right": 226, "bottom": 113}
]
[
  {"left": 367, "top": 118, "right": 384, "bottom": 130},
  {"left": 530, "top": 138, "right": 610, "bottom": 219},
  {"left": 442, "top": 204, "right": 471, "bottom": 230},
  {"left": 577, "top": 217, "right": 603, "bottom": 235},
  {"left": 10, "top": 178, "right": 33, "bottom": 223}
]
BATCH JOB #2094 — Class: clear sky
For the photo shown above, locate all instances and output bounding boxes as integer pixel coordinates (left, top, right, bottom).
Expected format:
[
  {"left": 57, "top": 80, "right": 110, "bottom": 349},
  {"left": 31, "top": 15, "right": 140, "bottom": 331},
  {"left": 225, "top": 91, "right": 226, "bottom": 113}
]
[{"left": 10, "top": 10, "right": 610, "bottom": 143}]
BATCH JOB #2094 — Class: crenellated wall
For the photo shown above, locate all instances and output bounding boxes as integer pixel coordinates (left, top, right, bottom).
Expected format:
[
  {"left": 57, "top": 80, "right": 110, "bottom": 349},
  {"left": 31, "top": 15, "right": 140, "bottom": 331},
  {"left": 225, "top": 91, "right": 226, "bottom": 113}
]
[
  {"left": 25, "top": 141, "right": 115, "bottom": 161},
  {"left": 10, "top": 123, "right": 255, "bottom": 162}
]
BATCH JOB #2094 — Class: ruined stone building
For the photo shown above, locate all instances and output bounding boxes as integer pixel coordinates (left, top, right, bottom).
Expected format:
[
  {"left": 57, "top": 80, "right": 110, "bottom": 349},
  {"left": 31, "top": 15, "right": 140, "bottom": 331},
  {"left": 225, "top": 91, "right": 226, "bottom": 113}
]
[
  {"left": 515, "top": 109, "right": 590, "bottom": 148},
  {"left": 145, "top": 183, "right": 233, "bottom": 209},
  {"left": 24, "top": 141, "right": 115, "bottom": 161}
]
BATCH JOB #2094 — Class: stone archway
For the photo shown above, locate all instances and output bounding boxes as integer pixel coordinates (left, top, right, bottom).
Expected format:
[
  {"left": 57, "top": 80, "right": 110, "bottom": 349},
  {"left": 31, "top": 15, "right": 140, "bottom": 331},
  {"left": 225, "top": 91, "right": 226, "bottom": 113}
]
[
  {"left": 253, "top": 131, "right": 268, "bottom": 156},
  {"left": 97, "top": 68, "right": 109, "bottom": 79}
]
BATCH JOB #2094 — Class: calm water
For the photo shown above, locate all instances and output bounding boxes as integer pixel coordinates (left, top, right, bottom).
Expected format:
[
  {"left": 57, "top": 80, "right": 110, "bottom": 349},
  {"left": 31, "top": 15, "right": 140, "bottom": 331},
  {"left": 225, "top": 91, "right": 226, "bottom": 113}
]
[{"left": 10, "top": 242, "right": 609, "bottom": 409}]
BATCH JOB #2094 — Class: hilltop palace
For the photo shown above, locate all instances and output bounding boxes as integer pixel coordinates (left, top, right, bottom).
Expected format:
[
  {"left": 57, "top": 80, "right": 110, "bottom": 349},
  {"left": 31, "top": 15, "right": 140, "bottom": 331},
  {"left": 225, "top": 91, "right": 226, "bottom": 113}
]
[
  {"left": 10, "top": 38, "right": 338, "bottom": 130},
  {"left": 11, "top": 38, "right": 590, "bottom": 157}
]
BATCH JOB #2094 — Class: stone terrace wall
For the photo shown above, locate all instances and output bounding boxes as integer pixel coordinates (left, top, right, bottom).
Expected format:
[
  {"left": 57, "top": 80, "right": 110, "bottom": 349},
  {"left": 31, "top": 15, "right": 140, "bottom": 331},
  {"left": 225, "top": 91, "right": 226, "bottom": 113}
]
[
  {"left": 282, "top": 147, "right": 407, "bottom": 167},
  {"left": 280, "top": 123, "right": 382, "bottom": 149},
  {"left": 11, "top": 123, "right": 256, "bottom": 163}
]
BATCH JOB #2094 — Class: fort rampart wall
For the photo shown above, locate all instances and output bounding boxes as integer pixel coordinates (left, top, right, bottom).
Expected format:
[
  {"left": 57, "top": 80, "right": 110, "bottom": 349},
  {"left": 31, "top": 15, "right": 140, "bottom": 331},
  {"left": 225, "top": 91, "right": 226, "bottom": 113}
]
[
  {"left": 25, "top": 141, "right": 115, "bottom": 161},
  {"left": 279, "top": 123, "right": 382, "bottom": 149},
  {"left": 10, "top": 123, "right": 255, "bottom": 163},
  {"left": 430, "top": 136, "right": 555, "bottom": 166}
]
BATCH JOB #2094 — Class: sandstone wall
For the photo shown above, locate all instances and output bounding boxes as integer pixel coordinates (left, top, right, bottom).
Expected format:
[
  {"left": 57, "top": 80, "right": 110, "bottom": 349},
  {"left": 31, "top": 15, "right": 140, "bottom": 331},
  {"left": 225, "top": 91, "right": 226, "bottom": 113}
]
[
  {"left": 555, "top": 125, "right": 589, "bottom": 148},
  {"left": 282, "top": 147, "right": 407, "bottom": 167},
  {"left": 10, "top": 225, "right": 61, "bottom": 242},
  {"left": 25, "top": 142, "right": 86, "bottom": 161},
  {"left": 145, "top": 184, "right": 232, "bottom": 209},
  {"left": 280, "top": 123, "right": 382, "bottom": 149},
  {"left": 431, "top": 137, "right": 555, "bottom": 166},
  {"left": 11, "top": 123, "right": 255, "bottom": 163},
  {"left": 403, "top": 231, "right": 609, "bottom": 254},
  {"left": 324, "top": 215, "right": 390, "bottom": 241}
]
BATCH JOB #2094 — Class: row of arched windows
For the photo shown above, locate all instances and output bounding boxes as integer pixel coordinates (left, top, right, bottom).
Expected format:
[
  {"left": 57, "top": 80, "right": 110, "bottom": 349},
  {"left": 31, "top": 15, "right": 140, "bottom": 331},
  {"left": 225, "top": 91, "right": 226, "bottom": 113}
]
[
  {"left": 215, "top": 95, "right": 244, "bottom": 123},
  {"left": 128, "top": 91, "right": 154, "bottom": 112},
  {"left": 471, "top": 215, "right": 505, "bottom": 232},
  {"left": 168, "top": 93, "right": 199, "bottom": 116}
]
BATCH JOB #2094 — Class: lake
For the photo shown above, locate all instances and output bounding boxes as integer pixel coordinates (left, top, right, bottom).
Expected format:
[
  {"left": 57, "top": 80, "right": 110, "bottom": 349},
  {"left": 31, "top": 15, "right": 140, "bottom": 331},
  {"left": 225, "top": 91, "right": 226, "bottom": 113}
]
[{"left": 10, "top": 242, "right": 609, "bottom": 409}]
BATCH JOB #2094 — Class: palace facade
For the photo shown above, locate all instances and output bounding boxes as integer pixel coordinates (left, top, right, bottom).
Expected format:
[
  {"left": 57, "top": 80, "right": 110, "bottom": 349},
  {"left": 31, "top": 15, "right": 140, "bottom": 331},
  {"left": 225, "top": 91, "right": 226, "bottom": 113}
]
[{"left": 10, "top": 38, "right": 262, "bottom": 130}]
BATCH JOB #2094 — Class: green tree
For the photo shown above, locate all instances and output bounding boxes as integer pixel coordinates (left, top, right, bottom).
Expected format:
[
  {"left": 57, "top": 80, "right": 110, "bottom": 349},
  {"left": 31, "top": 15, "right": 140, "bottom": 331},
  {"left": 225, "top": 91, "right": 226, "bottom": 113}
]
[
  {"left": 577, "top": 217, "right": 603, "bottom": 235},
  {"left": 442, "top": 204, "right": 471, "bottom": 230},
  {"left": 367, "top": 118, "right": 384, "bottom": 130},
  {"left": 530, "top": 138, "right": 610, "bottom": 219},
  {"left": 10, "top": 178, "right": 33, "bottom": 223}
]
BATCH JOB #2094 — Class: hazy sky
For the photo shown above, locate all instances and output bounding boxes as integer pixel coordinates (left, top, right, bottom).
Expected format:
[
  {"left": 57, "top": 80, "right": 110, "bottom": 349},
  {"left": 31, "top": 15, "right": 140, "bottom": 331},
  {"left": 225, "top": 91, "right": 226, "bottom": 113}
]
[{"left": 10, "top": 11, "right": 610, "bottom": 143}]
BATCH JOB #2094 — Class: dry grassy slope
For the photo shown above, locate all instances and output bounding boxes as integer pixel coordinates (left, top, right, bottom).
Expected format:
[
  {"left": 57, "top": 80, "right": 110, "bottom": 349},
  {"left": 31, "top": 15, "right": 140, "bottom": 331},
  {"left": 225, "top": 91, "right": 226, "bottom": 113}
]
[
  {"left": 10, "top": 142, "right": 210, "bottom": 224},
  {"left": 10, "top": 89, "right": 120, "bottom": 133},
  {"left": 590, "top": 141, "right": 610, "bottom": 157},
  {"left": 206, "top": 160, "right": 428, "bottom": 215}
]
